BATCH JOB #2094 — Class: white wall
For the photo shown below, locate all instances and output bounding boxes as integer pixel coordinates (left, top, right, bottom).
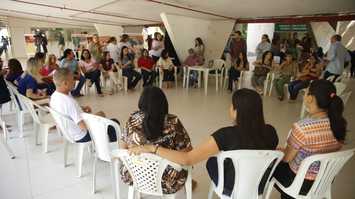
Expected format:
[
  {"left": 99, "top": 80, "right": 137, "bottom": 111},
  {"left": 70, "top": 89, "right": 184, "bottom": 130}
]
[
  {"left": 161, "top": 13, "right": 234, "bottom": 62},
  {"left": 246, "top": 23, "right": 275, "bottom": 56},
  {"left": 94, "top": 24, "right": 124, "bottom": 39}
]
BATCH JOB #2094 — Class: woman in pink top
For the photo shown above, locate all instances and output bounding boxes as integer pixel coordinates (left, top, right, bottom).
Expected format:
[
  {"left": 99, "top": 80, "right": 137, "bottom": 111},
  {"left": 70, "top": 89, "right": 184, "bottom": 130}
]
[
  {"left": 273, "top": 79, "right": 347, "bottom": 199},
  {"left": 79, "top": 49, "right": 103, "bottom": 97}
]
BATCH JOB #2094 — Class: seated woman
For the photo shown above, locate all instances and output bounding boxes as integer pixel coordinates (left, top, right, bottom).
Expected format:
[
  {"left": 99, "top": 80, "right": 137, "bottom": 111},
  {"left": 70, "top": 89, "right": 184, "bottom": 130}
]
[
  {"left": 129, "top": 88, "right": 279, "bottom": 197},
  {"left": 252, "top": 51, "right": 276, "bottom": 95},
  {"left": 183, "top": 48, "right": 203, "bottom": 87},
  {"left": 157, "top": 49, "right": 175, "bottom": 89},
  {"left": 79, "top": 49, "right": 104, "bottom": 97},
  {"left": 120, "top": 86, "right": 192, "bottom": 194},
  {"left": 101, "top": 51, "right": 120, "bottom": 93},
  {"left": 39, "top": 54, "right": 59, "bottom": 79},
  {"left": 138, "top": 49, "right": 156, "bottom": 87},
  {"left": 273, "top": 52, "right": 299, "bottom": 101},
  {"left": 288, "top": 53, "right": 322, "bottom": 101},
  {"left": 228, "top": 51, "right": 249, "bottom": 92},
  {"left": 15, "top": 57, "right": 48, "bottom": 101},
  {"left": 5, "top": 58, "right": 23, "bottom": 84},
  {"left": 119, "top": 46, "right": 141, "bottom": 90},
  {"left": 0, "top": 58, "right": 11, "bottom": 108},
  {"left": 273, "top": 79, "right": 346, "bottom": 199}
]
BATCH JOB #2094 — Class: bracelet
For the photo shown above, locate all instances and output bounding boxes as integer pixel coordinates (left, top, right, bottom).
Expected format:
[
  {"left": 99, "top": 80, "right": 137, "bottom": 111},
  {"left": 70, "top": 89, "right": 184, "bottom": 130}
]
[{"left": 153, "top": 145, "right": 159, "bottom": 154}]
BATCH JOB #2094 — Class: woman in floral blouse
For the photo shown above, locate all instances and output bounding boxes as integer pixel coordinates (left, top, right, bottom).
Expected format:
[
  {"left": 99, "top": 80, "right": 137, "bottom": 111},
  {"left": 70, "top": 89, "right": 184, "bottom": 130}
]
[{"left": 120, "top": 86, "right": 192, "bottom": 194}]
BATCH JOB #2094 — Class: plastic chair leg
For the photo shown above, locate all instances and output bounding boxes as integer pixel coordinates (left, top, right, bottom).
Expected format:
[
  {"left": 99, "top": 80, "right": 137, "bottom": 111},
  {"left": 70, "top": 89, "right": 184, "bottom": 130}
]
[
  {"left": 128, "top": 186, "right": 135, "bottom": 199},
  {"left": 63, "top": 141, "right": 69, "bottom": 167},
  {"left": 43, "top": 126, "right": 50, "bottom": 153},
  {"left": 111, "top": 159, "right": 120, "bottom": 199},
  {"left": 77, "top": 143, "right": 86, "bottom": 177},
  {"left": 92, "top": 156, "right": 97, "bottom": 194},
  {"left": 215, "top": 73, "right": 219, "bottom": 91},
  {"left": 208, "top": 183, "right": 214, "bottom": 199},
  {"left": 34, "top": 123, "right": 40, "bottom": 145},
  {"left": 18, "top": 111, "right": 24, "bottom": 138}
]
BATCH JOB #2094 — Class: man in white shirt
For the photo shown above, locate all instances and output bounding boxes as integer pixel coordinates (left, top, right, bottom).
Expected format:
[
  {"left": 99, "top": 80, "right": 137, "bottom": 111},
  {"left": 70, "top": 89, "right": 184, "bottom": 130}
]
[
  {"left": 324, "top": 34, "right": 351, "bottom": 81},
  {"left": 50, "top": 68, "right": 118, "bottom": 143}
]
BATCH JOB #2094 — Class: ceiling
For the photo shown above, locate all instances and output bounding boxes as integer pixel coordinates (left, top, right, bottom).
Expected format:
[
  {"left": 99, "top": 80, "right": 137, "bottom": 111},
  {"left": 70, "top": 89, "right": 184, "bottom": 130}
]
[{"left": 0, "top": 0, "right": 354, "bottom": 28}]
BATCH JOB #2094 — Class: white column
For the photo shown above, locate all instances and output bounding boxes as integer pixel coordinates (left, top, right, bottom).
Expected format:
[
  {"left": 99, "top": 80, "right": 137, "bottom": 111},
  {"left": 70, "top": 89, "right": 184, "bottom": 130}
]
[
  {"left": 8, "top": 20, "right": 31, "bottom": 60},
  {"left": 310, "top": 22, "right": 335, "bottom": 53},
  {"left": 161, "top": 13, "right": 234, "bottom": 62}
]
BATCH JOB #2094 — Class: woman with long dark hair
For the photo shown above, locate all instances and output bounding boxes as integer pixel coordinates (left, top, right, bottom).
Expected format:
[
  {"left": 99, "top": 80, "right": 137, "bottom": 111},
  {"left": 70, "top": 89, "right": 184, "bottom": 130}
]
[
  {"left": 119, "top": 46, "right": 141, "bottom": 90},
  {"left": 228, "top": 51, "right": 249, "bottom": 91},
  {"left": 5, "top": 58, "right": 23, "bottom": 83},
  {"left": 256, "top": 34, "right": 271, "bottom": 60},
  {"left": 288, "top": 53, "right": 322, "bottom": 101},
  {"left": 252, "top": 51, "right": 275, "bottom": 95},
  {"left": 194, "top": 37, "right": 205, "bottom": 59},
  {"left": 120, "top": 86, "right": 192, "bottom": 194},
  {"left": 129, "top": 88, "right": 279, "bottom": 197},
  {"left": 273, "top": 79, "right": 346, "bottom": 199},
  {"left": 79, "top": 49, "right": 104, "bottom": 97}
]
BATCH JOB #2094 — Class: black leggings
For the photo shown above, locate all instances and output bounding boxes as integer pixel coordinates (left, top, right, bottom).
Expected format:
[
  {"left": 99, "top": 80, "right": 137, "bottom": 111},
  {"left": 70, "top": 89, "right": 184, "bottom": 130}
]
[
  {"left": 76, "top": 118, "right": 119, "bottom": 143},
  {"left": 273, "top": 162, "right": 314, "bottom": 199},
  {"left": 85, "top": 69, "right": 102, "bottom": 94}
]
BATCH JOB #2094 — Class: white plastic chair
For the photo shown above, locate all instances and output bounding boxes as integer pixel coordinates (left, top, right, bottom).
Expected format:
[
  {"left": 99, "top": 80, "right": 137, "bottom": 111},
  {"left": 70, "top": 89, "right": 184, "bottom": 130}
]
[
  {"left": 207, "top": 150, "right": 284, "bottom": 199},
  {"left": 266, "top": 149, "right": 355, "bottom": 199},
  {"left": 0, "top": 116, "right": 15, "bottom": 159},
  {"left": 21, "top": 96, "right": 56, "bottom": 153},
  {"left": 263, "top": 72, "right": 274, "bottom": 96},
  {"left": 158, "top": 66, "right": 178, "bottom": 88},
  {"left": 47, "top": 107, "right": 90, "bottom": 177},
  {"left": 5, "top": 80, "right": 28, "bottom": 137},
  {"left": 81, "top": 113, "right": 121, "bottom": 195},
  {"left": 111, "top": 149, "right": 192, "bottom": 199},
  {"left": 209, "top": 59, "right": 226, "bottom": 91}
]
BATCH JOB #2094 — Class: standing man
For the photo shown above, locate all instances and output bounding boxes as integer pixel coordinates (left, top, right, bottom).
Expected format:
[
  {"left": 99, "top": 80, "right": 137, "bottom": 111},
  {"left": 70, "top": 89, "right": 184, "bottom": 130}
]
[
  {"left": 229, "top": 31, "right": 247, "bottom": 66},
  {"left": 323, "top": 34, "right": 351, "bottom": 81}
]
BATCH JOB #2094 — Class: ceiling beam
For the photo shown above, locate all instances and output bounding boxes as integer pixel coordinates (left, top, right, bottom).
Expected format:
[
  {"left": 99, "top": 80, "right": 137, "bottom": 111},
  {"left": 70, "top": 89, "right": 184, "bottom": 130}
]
[{"left": 11, "top": 0, "right": 160, "bottom": 23}]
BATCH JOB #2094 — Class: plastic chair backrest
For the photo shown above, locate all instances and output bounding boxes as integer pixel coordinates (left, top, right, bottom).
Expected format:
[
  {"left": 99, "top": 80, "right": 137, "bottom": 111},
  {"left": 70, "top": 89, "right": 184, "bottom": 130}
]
[
  {"left": 273, "top": 56, "right": 281, "bottom": 64},
  {"left": 47, "top": 106, "right": 76, "bottom": 143},
  {"left": 5, "top": 80, "right": 25, "bottom": 111},
  {"left": 20, "top": 96, "right": 42, "bottom": 124},
  {"left": 213, "top": 59, "right": 225, "bottom": 69},
  {"left": 81, "top": 113, "right": 121, "bottom": 162},
  {"left": 113, "top": 149, "right": 183, "bottom": 196},
  {"left": 326, "top": 75, "right": 336, "bottom": 82},
  {"left": 214, "top": 150, "right": 284, "bottom": 199},
  {"left": 339, "top": 91, "right": 352, "bottom": 105},
  {"left": 334, "top": 82, "right": 346, "bottom": 95},
  {"left": 287, "top": 149, "right": 354, "bottom": 198}
]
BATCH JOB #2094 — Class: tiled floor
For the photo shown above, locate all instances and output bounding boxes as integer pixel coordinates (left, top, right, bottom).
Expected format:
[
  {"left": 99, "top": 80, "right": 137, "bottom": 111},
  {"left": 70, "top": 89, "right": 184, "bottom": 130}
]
[{"left": 1, "top": 75, "right": 354, "bottom": 199}]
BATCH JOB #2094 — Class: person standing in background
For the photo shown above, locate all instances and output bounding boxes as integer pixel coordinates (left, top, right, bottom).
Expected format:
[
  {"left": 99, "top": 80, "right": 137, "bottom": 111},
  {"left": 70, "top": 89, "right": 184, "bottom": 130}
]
[
  {"left": 88, "top": 34, "right": 103, "bottom": 63},
  {"left": 106, "top": 37, "right": 120, "bottom": 64},
  {"left": 150, "top": 32, "right": 164, "bottom": 63},
  {"left": 255, "top": 34, "right": 271, "bottom": 60},
  {"left": 229, "top": 31, "right": 247, "bottom": 66},
  {"left": 58, "top": 32, "right": 65, "bottom": 58},
  {"left": 323, "top": 34, "right": 351, "bottom": 81}
]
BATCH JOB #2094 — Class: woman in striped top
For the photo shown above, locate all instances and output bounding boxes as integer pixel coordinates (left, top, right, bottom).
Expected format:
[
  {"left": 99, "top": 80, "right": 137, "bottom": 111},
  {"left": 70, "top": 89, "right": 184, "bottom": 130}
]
[{"left": 273, "top": 79, "right": 347, "bottom": 199}]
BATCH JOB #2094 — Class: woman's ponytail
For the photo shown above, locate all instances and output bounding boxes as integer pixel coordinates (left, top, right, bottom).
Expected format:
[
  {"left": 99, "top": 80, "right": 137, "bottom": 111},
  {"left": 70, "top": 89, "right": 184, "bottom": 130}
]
[
  {"left": 308, "top": 80, "right": 347, "bottom": 142},
  {"left": 328, "top": 95, "right": 347, "bottom": 141}
]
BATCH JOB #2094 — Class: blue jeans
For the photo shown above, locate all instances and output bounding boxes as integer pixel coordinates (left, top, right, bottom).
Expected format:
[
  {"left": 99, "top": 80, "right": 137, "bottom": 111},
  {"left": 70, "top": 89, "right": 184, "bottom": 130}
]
[
  {"left": 288, "top": 80, "right": 310, "bottom": 100},
  {"left": 71, "top": 75, "right": 85, "bottom": 96}
]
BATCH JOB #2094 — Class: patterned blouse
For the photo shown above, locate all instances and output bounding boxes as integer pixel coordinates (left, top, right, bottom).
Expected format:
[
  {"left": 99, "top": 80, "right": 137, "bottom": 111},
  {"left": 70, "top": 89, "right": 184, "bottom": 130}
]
[
  {"left": 120, "top": 111, "right": 192, "bottom": 194},
  {"left": 287, "top": 117, "right": 342, "bottom": 180}
]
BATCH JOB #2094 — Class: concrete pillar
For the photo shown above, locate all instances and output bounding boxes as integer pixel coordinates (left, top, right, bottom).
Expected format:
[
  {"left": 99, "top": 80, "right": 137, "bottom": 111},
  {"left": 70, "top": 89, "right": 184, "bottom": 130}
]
[
  {"left": 161, "top": 13, "right": 234, "bottom": 62},
  {"left": 246, "top": 23, "right": 275, "bottom": 57},
  {"left": 8, "top": 18, "right": 31, "bottom": 60}
]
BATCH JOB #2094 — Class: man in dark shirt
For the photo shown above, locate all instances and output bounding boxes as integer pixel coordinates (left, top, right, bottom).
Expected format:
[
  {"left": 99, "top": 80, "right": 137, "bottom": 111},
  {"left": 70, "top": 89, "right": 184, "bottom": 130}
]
[{"left": 229, "top": 31, "right": 247, "bottom": 65}]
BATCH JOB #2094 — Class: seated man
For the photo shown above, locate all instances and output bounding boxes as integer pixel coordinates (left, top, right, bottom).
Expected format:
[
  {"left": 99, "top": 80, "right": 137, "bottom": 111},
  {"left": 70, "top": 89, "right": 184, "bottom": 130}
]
[
  {"left": 50, "top": 68, "right": 118, "bottom": 143},
  {"left": 60, "top": 49, "right": 85, "bottom": 97}
]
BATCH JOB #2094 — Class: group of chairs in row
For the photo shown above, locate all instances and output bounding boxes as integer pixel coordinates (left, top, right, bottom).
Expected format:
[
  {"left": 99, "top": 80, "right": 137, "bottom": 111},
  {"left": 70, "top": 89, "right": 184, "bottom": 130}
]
[{"left": 1, "top": 79, "right": 354, "bottom": 199}]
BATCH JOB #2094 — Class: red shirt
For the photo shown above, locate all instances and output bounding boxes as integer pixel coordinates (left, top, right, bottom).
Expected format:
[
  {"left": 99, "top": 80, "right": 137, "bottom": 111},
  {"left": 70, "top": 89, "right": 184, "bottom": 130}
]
[{"left": 138, "top": 57, "right": 155, "bottom": 70}]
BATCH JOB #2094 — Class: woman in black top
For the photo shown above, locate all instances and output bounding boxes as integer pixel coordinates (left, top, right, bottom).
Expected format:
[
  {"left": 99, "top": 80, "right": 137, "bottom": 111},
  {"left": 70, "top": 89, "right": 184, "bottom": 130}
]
[
  {"left": 0, "top": 58, "right": 11, "bottom": 106},
  {"left": 129, "top": 88, "right": 279, "bottom": 196}
]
